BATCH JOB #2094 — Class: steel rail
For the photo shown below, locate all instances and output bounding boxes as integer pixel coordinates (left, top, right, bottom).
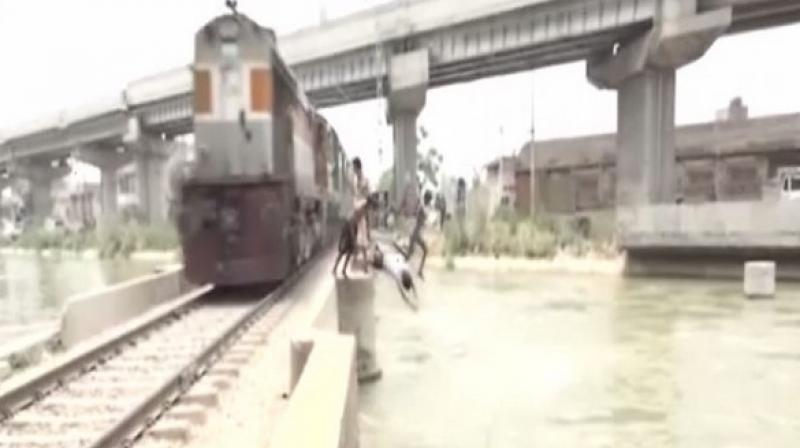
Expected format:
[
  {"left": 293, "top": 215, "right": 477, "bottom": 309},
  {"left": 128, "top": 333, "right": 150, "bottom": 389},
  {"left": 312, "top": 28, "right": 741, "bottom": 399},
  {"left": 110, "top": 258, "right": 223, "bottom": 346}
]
[
  {"left": 0, "top": 284, "right": 214, "bottom": 421},
  {"left": 88, "top": 253, "right": 324, "bottom": 448}
]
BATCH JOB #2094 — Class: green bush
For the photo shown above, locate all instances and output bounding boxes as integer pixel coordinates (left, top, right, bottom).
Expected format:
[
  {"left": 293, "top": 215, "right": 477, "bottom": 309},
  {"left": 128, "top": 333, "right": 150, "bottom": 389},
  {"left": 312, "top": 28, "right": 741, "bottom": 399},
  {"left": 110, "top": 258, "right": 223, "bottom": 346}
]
[
  {"left": 442, "top": 219, "right": 469, "bottom": 256},
  {"left": 515, "top": 220, "right": 558, "bottom": 258},
  {"left": 7, "top": 222, "right": 178, "bottom": 258},
  {"left": 437, "top": 206, "right": 606, "bottom": 260},
  {"left": 97, "top": 222, "right": 179, "bottom": 258},
  {"left": 485, "top": 219, "right": 514, "bottom": 257}
]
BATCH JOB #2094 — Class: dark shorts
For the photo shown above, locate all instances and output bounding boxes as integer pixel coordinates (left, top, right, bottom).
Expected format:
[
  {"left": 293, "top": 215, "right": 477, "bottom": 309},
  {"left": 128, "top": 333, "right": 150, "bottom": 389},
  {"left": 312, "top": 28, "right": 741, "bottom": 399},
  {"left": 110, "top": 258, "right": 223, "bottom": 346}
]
[{"left": 339, "top": 222, "right": 357, "bottom": 254}]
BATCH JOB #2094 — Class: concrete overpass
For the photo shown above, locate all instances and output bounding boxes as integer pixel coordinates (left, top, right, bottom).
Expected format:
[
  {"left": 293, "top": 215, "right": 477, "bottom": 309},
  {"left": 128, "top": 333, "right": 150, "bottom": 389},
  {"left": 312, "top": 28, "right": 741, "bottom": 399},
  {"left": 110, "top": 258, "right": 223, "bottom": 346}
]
[{"left": 1, "top": 0, "right": 799, "bottom": 223}]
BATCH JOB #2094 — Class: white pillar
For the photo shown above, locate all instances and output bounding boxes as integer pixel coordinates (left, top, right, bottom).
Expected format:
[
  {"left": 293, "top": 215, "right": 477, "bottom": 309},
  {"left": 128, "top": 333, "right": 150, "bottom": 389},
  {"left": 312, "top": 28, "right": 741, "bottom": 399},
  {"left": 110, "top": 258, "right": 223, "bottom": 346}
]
[
  {"left": 336, "top": 272, "right": 381, "bottom": 382},
  {"left": 388, "top": 49, "right": 429, "bottom": 212},
  {"left": 75, "top": 146, "right": 131, "bottom": 225},
  {"left": 587, "top": 5, "right": 731, "bottom": 208},
  {"left": 99, "top": 166, "right": 118, "bottom": 220},
  {"left": 17, "top": 162, "right": 68, "bottom": 226},
  {"left": 616, "top": 68, "right": 676, "bottom": 206},
  {"left": 128, "top": 137, "right": 172, "bottom": 224},
  {"left": 392, "top": 112, "right": 419, "bottom": 211}
]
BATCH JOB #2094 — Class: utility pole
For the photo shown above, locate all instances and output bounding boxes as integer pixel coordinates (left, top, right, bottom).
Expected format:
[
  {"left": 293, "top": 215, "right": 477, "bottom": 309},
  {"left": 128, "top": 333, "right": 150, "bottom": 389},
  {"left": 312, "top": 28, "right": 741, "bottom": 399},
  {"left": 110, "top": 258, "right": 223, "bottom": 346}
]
[
  {"left": 319, "top": 0, "right": 328, "bottom": 24},
  {"left": 529, "top": 72, "right": 537, "bottom": 215}
]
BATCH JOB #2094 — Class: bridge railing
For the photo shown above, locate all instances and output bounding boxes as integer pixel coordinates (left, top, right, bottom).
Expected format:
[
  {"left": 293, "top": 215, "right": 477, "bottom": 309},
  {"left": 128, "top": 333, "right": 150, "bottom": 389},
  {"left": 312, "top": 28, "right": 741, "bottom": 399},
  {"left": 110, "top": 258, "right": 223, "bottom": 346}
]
[{"left": 618, "top": 200, "right": 800, "bottom": 248}]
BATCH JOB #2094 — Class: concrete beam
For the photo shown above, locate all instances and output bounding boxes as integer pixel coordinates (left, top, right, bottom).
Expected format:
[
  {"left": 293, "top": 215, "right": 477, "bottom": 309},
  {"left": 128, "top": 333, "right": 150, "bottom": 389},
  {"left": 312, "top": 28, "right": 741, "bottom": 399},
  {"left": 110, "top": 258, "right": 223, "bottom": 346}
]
[
  {"left": 587, "top": 7, "right": 731, "bottom": 88},
  {"left": 650, "top": 7, "right": 732, "bottom": 68}
]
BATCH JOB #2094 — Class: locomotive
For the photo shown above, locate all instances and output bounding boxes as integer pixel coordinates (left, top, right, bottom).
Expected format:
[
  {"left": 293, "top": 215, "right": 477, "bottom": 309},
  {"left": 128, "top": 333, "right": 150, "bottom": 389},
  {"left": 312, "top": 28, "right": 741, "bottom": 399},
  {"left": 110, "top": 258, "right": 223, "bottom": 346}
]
[{"left": 178, "top": 9, "right": 351, "bottom": 286}]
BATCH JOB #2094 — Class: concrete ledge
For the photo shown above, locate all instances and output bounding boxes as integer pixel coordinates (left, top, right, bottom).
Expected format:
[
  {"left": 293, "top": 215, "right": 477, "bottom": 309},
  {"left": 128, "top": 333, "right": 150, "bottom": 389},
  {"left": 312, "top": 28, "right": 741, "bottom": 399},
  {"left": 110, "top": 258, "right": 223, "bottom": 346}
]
[
  {"left": 60, "top": 264, "right": 191, "bottom": 347},
  {"left": 427, "top": 254, "right": 624, "bottom": 275},
  {"left": 272, "top": 333, "right": 358, "bottom": 448},
  {"left": 627, "top": 251, "right": 800, "bottom": 281}
]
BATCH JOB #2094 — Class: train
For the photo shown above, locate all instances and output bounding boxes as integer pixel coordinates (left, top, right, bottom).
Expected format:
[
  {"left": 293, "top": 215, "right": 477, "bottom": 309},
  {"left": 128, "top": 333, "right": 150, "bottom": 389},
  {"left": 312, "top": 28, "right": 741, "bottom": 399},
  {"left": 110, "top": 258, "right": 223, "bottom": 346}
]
[{"left": 177, "top": 8, "right": 352, "bottom": 286}]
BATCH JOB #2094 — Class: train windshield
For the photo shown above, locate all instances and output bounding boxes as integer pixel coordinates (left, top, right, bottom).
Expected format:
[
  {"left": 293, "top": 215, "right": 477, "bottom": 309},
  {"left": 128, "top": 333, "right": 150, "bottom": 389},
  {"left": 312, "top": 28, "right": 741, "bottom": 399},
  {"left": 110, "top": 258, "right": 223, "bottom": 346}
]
[{"left": 221, "top": 42, "right": 239, "bottom": 63}]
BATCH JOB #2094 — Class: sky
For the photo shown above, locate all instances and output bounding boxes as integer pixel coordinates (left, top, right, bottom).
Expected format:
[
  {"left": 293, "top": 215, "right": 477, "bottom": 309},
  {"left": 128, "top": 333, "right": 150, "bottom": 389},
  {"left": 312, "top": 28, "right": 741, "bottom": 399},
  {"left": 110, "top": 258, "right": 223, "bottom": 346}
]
[{"left": 1, "top": 0, "right": 799, "bottom": 183}]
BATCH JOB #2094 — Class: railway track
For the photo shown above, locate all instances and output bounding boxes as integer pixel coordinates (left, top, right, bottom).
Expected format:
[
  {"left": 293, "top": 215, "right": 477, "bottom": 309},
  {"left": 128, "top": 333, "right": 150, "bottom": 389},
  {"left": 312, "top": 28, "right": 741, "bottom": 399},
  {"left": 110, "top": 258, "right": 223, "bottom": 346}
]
[{"left": 0, "top": 257, "right": 319, "bottom": 448}]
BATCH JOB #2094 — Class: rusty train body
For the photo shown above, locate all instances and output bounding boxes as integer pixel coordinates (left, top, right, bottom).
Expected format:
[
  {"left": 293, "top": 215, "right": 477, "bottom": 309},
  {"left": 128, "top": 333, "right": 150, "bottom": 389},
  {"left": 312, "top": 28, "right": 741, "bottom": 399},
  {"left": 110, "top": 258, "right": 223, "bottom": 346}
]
[{"left": 178, "top": 12, "right": 351, "bottom": 286}]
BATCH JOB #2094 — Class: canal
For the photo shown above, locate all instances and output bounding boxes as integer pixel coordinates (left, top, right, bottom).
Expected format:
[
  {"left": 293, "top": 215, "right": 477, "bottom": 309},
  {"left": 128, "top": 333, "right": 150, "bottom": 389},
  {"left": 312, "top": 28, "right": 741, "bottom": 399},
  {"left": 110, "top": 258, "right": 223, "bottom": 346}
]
[
  {"left": 0, "top": 254, "right": 163, "bottom": 343},
  {"left": 362, "top": 267, "right": 800, "bottom": 447}
]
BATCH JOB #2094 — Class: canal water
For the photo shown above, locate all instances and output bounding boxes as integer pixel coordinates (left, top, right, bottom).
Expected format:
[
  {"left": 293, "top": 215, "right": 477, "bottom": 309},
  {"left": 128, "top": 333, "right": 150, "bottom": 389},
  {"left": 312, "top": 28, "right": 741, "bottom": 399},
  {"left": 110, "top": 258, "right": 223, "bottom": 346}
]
[
  {"left": 362, "top": 268, "right": 800, "bottom": 447},
  {"left": 0, "top": 254, "right": 162, "bottom": 343}
]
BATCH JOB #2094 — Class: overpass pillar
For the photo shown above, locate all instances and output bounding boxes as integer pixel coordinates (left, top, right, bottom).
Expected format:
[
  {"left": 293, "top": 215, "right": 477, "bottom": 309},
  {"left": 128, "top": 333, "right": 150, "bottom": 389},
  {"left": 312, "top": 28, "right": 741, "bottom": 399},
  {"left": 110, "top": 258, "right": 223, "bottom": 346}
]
[
  {"left": 16, "top": 161, "right": 69, "bottom": 226},
  {"left": 387, "top": 49, "right": 429, "bottom": 212},
  {"left": 75, "top": 147, "right": 131, "bottom": 224},
  {"left": 587, "top": 3, "right": 731, "bottom": 207},
  {"left": 127, "top": 136, "right": 173, "bottom": 223}
]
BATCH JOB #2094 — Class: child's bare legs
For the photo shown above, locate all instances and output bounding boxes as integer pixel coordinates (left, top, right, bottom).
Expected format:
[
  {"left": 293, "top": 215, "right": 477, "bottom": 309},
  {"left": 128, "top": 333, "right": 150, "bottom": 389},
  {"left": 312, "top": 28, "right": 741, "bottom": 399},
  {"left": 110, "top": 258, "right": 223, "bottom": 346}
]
[
  {"left": 361, "top": 246, "right": 369, "bottom": 272},
  {"left": 417, "top": 238, "right": 428, "bottom": 279},
  {"left": 332, "top": 251, "right": 345, "bottom": 275},
  {"left": 341, "top": 252, "right": 352, "bottom": 279}
]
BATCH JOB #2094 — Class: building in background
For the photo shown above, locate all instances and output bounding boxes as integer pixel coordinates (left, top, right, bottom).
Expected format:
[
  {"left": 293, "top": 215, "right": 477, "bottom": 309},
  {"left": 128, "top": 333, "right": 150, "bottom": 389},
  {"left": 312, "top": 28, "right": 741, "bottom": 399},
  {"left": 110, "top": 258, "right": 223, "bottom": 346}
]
[
  {"left": 483, "top": 155, "right": 519, "bottom": 216},
  {"left": 484, "top": 98, "right": 800, "bottom": 238}
]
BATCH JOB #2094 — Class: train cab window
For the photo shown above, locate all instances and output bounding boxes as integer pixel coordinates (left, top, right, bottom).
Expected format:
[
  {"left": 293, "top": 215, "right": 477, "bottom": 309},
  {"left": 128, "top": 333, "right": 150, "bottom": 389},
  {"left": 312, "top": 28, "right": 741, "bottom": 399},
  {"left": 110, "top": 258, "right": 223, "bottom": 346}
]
[{"left": 221, "top": 42, "right": 239, "bottom": 62}]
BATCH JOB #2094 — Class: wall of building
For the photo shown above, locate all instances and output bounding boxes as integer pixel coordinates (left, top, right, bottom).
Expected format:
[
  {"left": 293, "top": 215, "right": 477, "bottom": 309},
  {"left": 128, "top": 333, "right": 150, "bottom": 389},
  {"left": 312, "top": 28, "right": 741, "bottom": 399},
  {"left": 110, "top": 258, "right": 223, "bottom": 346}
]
[{"left": 509, "top": 100, "right": 800, "bottom": 231}]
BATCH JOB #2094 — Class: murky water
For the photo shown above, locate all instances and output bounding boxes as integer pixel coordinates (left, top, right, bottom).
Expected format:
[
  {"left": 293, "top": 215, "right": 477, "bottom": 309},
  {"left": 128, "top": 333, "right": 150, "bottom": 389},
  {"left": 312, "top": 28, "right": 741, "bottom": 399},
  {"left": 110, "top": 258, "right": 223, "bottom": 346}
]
[
  {"left": 0, "top": 255, "right": 162, "bottom": 340},
  {"left": 361, "top": 269, "right": 800, "bottom": 447}
]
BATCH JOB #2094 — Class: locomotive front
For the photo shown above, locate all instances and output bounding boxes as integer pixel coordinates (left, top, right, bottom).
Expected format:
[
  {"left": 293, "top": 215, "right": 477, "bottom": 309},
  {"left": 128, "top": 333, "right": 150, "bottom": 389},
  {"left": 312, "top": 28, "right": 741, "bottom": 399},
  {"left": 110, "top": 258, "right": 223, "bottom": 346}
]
[{"left": 179, "top": 12, "right": 296, "bottom": 286}]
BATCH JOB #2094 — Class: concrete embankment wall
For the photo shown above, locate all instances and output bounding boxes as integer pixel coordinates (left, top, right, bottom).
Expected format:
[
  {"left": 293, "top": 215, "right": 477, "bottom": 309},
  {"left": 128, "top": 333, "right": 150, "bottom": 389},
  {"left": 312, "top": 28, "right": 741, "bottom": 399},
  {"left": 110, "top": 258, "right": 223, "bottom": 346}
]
[
  {"left": 627, "top": 251, "right": 800, "bottom": 281},
  {"left": 272, "top": 333, "right": 358, "bottom": 448},
  {"left": 270, "top": 266, "right": 360, "bottom": 448},
  {"left": 60, "top": 264, "right": 192, "bottom": 347}
]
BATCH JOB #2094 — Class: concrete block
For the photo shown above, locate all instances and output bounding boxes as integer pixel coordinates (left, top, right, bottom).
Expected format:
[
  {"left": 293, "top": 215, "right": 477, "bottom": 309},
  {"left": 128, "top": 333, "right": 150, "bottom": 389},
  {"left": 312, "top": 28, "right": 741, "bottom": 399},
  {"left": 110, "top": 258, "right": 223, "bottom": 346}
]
[
  {"left": 744, "top": 261, "right": 776, "bottom": 298},
  {"left": 336, "top": 272, "right": 381, "bottom": 382},
  {"left": 60, "top": 265, "right": 190, "bottom": 347}
]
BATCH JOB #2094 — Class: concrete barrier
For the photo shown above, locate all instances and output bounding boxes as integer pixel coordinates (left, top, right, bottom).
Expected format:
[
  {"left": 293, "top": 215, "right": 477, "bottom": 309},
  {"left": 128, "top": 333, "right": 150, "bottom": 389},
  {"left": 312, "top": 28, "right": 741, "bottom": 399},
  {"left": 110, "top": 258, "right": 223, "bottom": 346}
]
[
  {"left": 744, "top": 261, "right": 776, "bottom": 298},
  {"left": 60, "top": 264, "right": 192, "bottom": 347},
  {"left": 272, "top": 333, "right": 359, "bottom": 448}
]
